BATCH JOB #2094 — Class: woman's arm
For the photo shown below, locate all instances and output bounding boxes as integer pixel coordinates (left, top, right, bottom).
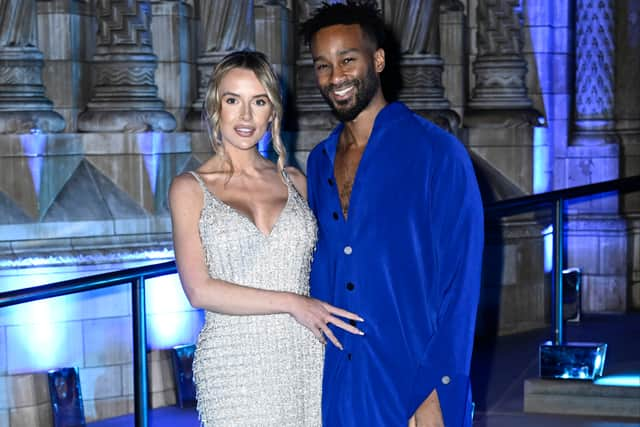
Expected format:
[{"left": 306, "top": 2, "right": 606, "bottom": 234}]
[{"left": 168, "top": 173, "right": 362, "bottom": 348}]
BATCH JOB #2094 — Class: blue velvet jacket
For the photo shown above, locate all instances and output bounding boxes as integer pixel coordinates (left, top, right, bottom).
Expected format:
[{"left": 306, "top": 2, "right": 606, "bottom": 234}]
[{"left": 307, "top": 102, "right": 484, "bottom": 426}]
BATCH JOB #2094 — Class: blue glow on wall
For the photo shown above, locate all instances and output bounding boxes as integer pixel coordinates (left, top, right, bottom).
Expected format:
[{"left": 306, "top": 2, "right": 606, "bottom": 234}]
[
  {"left": 145, "top": 273, "right": 203, "bottom": 350},
  {"left": 533, "top": 124, "right": 551, "bottom": 194},
  {"left": 2, "top": 253, "right": 202, "bottom": 373},
  {"left": 138, "top": 131, "right": 164, "bottom": 194},
  {"left": 20, "top": 133, "right": 47, "bottom": 196},
  {"left": 542, "top": 224, "right": 553, "bottom": 273},
  {"left": 594, "top": 374, "right": 640, "bottom": 388}
]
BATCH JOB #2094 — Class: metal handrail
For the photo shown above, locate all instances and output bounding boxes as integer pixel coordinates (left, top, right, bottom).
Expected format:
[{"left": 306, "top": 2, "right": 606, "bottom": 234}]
[
  {"left": 1, "top": 175, "right": 639, "bottom": 425},
  {"left": 484, "top": 174, "right": 640, "bottom": 346},
  {"left": 0, "top": 260, "right": 177, "bottom": 427}
]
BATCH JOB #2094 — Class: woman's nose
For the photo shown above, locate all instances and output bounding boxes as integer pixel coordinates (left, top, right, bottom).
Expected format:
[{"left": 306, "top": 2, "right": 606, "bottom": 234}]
[{"left": 240, "top": 103, "right": 252, "bottom": 120}]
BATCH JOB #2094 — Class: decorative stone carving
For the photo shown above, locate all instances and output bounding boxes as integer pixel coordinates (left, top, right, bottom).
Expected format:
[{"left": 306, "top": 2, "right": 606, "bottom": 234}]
[
  {"left": 385, "top": 0, "right": 457, "bottom": 130},
  {"left": 572, "top": 0, "right": 617, "bottom": 145},
  {"left": 468, "top": 0, "right": 533, "bottom": 110},
  {"left": 0, "top": 0, "right": 65, "bottom": 134},
  {"left": 78, "top": 0, "right": 176, "bottom": 132},
  {"left": 184, "top": 0, "right": 254, "bottom": 131}
]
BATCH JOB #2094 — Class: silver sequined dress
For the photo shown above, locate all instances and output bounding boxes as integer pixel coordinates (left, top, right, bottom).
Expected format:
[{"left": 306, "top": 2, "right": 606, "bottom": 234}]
[{"left": 188, "top": 171, "right": 323, "bottom": 427}]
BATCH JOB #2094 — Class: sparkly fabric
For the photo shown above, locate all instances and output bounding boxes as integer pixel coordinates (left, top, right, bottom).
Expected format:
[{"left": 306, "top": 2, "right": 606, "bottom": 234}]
[{"left": 188, "top": 171, "right": 323, "bottom": 427}]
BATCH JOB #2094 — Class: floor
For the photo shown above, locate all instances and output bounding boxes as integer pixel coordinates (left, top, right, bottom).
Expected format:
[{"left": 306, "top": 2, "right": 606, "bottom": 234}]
[{"left": 89, "top": 313, "right": 640, "bottom": 427}]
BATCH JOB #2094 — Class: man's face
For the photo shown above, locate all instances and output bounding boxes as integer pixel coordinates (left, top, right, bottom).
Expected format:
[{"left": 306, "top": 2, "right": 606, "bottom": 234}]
[{"left": 311, "top": 24, "right": 384, "bottom": 122}]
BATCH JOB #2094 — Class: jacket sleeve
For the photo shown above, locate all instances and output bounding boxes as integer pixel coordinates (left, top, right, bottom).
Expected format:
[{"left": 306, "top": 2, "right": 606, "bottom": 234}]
[{"left": 408, "top": 145, "right": 484, "bottom": 427}]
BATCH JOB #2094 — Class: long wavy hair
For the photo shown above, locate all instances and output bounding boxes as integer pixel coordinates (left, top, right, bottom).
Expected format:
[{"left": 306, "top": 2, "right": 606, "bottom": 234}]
[{"left": 203, "top": 50, "right": 287, "bottom": 173}]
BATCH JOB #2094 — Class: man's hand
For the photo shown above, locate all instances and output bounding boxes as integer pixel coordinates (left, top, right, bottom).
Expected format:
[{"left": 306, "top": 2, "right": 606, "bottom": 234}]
[{"left": 408, "top": 389, "right": 444, "bottom": 427}]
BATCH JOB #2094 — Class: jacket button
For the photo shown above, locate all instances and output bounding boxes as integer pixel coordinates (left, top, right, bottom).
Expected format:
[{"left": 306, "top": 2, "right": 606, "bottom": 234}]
[
  {"left": 346, "top": 282, "right": 355, "bottom": 291},
  {"left": 327, "top": 178, "right": 334, "bottom": 185},
  {"left": 441, "top": 375, "right": 451, "bottom": 385},
  {"left": 332, "top": 212, "right": 339, "bottom": 220}
]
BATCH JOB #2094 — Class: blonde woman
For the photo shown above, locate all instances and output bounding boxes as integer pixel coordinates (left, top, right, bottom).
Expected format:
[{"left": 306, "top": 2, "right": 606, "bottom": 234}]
[{"left": 169, "top": 51, "right": 363, "bottom": 426}]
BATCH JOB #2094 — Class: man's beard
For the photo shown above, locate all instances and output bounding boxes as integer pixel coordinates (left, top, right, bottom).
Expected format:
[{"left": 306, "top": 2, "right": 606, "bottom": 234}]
[{"left": 320, "top": 66, "right": 379, "bottom": 122}]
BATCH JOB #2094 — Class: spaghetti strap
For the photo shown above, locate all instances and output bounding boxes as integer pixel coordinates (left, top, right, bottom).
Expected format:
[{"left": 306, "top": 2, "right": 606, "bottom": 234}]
[
  {"left": 188, "top": 170, "right": 207, "bottom": 190},
  {"left": 281, "top": 168, "right": 292, "bottom": 185}
]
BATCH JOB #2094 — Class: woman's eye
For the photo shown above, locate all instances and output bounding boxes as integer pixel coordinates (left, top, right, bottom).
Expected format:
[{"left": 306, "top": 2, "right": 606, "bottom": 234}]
[
  {"left": 255, "top": 98, "right": 267, "bottom": 106},
  {"left": 224, "top": 97, "right": 237, "bottom": 104}
]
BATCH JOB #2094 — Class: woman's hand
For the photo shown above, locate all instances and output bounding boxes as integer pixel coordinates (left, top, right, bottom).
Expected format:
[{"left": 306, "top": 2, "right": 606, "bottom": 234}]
[{"left": 289, "top": 294, "right": 364, "bottom": 349}]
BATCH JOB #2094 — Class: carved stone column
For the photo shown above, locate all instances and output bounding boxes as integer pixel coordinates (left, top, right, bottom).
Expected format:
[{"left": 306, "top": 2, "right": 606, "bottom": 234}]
[
  {"left": 0, "top": 0, "right": 65, "bottom": 134},
  {"left": 78, "top": 0, "right": 176, "bottom": 132},
  {"left": 184, "top": 0, "right": 255, "bottom": 131},
  {"left": 465, "top": 0, "right": 540, "bottom": 195},
  {"left": 468, "top": 0, "right": 533, "bottom": 111},
  {"left": 385, "top": 0, "right": 458, "bottom": 130},
  {"left": 566, "top": 0, "right": 626, "bottom": 313}
]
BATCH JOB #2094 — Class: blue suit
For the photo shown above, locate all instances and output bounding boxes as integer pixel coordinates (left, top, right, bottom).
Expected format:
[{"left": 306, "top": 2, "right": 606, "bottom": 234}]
[{"left": 307, "top": 102, "right": 484, "bottom": 426}]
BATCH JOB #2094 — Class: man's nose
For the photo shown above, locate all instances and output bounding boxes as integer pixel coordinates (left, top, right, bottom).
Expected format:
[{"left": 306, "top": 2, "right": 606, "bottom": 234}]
[{"left": 330, "top": 66, "right": 347, "bottom": 86}]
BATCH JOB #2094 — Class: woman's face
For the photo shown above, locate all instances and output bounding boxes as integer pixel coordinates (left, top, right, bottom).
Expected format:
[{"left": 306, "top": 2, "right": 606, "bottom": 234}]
[{"left": 217, "top": 67, "right": 274, "bottom": 152}]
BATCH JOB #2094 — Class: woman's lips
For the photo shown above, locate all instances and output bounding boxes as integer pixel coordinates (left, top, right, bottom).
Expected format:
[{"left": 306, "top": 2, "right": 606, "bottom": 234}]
[{"left": 234, "top": 126, "right": 255, "bottom": 137}]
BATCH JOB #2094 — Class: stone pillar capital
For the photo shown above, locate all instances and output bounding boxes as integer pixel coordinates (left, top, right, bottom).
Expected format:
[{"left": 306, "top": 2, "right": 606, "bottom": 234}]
[
  {"left": 468, "top": 0, "right": 533, "bottom": 110},
  {"left": 0, "top": 0, "right": 65, "bottom": 133},
  {"left": 78, "top": 0, "right": 176, "bottom": 132}
]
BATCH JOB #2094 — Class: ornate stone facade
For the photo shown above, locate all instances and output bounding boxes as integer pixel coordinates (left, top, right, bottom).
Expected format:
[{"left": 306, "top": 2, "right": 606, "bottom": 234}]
[
  {"left": 0, "top": 0, "right": 65, "bottom": 133},
  {"left": 184, "top": 0, "right": 254, "bottom": 131},
  {"left": 78, "top": 0, "right": 176, "bottom": 132},
  {"left": 469, "top": 0, "right": 532, "bottom": 109}
]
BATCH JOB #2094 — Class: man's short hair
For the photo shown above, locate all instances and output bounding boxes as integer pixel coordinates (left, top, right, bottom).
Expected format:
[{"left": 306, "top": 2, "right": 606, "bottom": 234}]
[{"left": 300, "top": 0, "right": 386, "bottom": 49}]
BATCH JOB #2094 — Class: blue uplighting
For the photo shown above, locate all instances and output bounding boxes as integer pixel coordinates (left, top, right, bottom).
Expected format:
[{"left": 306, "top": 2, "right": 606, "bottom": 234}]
[
  {"left": 3, "top": 251, "right": 202, "bottom": 373},
  {"left": 138, "top": 131, "right": 164, "bottom": 194},
  {"left": 20, "top": 133, "right": 47, "bottom": 196},
  {"left": 542, "top": 224, "right": 553, "bottom": 273},
  {"left": 595, "top": 374, "right": 640, "bottom": 388},
  {"left": 145, "top": 273, "right": 203, "bottom": 350}
]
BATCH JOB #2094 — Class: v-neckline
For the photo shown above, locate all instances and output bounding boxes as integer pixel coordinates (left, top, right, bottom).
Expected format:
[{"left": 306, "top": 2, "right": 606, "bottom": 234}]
[{"left": 204, "top": 180, "right": 291, "bottom": 239}]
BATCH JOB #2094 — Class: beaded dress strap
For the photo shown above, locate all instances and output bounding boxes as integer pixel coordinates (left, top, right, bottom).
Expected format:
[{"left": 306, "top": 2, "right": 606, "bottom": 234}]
[{"left": 188, "top": 171, "right": 208, "bottom": 191}]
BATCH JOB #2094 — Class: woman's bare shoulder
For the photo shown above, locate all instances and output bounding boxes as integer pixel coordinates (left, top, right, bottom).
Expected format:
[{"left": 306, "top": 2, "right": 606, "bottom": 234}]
[
  {"left": 169, "top": 172, "right": 203, "bottom": 206},
  {"left": 285, "top": 166, "right": 308, "bottom": 199}
]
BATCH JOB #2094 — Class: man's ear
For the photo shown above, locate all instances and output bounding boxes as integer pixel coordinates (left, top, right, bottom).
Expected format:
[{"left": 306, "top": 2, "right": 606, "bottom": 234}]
[{"left": 374, "top": 48, "right": 385, "bottom": 73}]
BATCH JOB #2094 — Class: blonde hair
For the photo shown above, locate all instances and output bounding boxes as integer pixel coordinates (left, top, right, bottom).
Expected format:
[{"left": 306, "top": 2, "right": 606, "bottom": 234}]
[{"left": 203, "top": 50, "right": 287, "bottom": 173}]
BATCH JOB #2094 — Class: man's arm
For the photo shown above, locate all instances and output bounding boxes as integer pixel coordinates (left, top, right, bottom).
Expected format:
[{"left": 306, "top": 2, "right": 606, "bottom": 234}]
[{"left": 408, "top": 142, "right": 484, "bottom": 427}]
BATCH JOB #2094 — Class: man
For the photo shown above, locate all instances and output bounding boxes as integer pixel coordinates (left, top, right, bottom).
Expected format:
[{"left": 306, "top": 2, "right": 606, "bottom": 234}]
[{"left": 301, "top": 2, "right": 484, "bottom": 426}]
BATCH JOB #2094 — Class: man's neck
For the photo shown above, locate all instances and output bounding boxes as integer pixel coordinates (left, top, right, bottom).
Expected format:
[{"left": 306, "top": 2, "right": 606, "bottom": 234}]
[{"left": 341, "top": 93, "right": 387, "bottom": 148}]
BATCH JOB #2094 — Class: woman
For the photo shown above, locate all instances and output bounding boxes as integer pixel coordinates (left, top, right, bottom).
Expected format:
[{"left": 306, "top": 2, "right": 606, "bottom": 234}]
[{"left": 169, "top": 51, "right": 363, "bottom": 426}]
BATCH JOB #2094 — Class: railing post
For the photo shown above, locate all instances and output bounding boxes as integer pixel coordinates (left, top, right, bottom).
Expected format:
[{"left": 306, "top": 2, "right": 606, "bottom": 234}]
[
  {"left": 131, "top": 276, "right": 149, "bottom": 427},
  {"left": 552, "top": 198, "right": 565, "bottom": 345}
]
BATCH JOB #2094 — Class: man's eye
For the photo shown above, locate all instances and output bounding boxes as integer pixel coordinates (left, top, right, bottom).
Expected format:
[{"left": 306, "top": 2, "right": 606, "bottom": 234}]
[
  {"left": 315, "top": 63, "right": 328, "bottom": 71},
  {"left": 343, "top": 57, "right": 354, "bottom": 64}
]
